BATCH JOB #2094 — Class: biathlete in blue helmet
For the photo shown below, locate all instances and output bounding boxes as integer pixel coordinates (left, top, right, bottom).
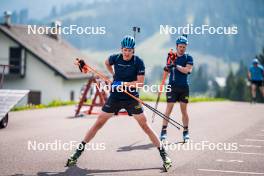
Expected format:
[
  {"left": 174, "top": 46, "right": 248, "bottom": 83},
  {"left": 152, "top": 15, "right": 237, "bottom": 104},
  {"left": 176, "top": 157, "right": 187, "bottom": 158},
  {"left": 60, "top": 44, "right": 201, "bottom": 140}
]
[
  {"left": 160, "top": 35, "right": 194, "bottom": 143},
  {"left": 248, "top": 58, "right": 264, "bottom": 103},
  {"left": 66, "top": 35, "right": 172, "bottom": 171}
]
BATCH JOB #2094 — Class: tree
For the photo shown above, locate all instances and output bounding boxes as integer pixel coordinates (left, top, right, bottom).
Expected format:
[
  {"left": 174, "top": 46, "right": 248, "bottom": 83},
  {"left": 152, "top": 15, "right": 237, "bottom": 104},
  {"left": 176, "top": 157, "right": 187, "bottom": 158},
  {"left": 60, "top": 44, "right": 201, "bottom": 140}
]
[
  {"left": 217, "top": 65, "right": 250, "bottom": 101},
  {"left": 50, "top": 6, "right": 58, "bottom": 18},
  {"left": 190, "top": 65, "right": 209, "bottom": 93},
  {"left": 236, "top": 60, "right": 247, "bottom": 78},
  {"left": 223, "top": 70, "right": 235, "bottom": 98}
]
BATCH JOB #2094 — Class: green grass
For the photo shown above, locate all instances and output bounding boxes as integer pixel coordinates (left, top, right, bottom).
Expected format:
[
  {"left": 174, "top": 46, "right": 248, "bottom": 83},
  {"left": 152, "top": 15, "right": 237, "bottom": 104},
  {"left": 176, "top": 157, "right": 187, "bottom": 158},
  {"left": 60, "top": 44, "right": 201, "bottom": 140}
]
[
  {"left": 139, "top": 92, "right": 227, "bottom": 103},
  {"left": 11, "top": 100, "right": 77, "bottom": 111},
  {"left": 12, "top": 95, "right": 226, "bottom": 112},
  {"left": 189, "top": 97, "right": 227, "bottom": 103}
]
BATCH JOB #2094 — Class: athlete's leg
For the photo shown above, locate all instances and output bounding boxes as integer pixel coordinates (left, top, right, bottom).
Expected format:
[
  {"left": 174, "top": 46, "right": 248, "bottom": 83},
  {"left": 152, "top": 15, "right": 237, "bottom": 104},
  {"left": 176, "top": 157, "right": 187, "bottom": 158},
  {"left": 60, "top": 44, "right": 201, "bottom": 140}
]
[
  {"left": 83, "top": 112, "right": 113, "bottom": 143},
  {"left": 180, "top": 102, "right": 189, "bottom": 128},
  {"left": 251, "top": 84, "right": 257, "bottom": 100},
  {"left": 160, "top": 103, "right": 175, "bottom": 140},
  {"left": 259, "top": 85, "right": 264, "bottom": 97},
  {"left": 134, "top": 113, "right": 172, "bottom": 170},
  {"left": 180, "top": 102, "right": 190, "bottom": 141},
  {"left": 65, "top": 112, "right": 113, "bottom": 166},
  {"left": 134, "top": 113, "right": 160, "bottom": 147},
  {"left": 162, "top": 103, "right": 175, "bottom": 127}
]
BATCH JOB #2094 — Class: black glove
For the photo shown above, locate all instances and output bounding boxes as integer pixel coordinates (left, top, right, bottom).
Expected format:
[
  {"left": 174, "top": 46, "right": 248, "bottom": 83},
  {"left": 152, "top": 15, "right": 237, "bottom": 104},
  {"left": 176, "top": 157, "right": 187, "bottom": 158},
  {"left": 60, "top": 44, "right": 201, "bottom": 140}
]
[
  {"left": 164, "top": 66, "right": 169, "bottom": 72},
  {"left": 168, "top": 52, "right": 177, "bottom": 61},
  {"left": 163, "top": 64, "right": 175, "bottom": 72},
  {"left": 78, "top": 59, "right": 86, "bottom": 71}
]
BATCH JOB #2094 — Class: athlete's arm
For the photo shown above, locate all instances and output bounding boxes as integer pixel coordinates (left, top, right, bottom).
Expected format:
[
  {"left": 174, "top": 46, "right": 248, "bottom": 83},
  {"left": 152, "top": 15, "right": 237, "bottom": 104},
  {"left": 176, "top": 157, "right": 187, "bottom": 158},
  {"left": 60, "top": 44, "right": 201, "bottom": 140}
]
[
  {"left": 124, "top": 75, "right": 144, "bottom": 88},
  {"left": 105, "top": 59, "right": 114, "bottom": 76},
  {"left": 176, "top": 64, "right": 193, "bottom": 74}
]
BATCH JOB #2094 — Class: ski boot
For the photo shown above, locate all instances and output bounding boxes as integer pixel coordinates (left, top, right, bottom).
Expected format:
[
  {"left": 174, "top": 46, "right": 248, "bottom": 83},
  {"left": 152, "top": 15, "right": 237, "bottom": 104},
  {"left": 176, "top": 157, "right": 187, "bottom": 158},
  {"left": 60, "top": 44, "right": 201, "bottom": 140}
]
[
  {"left": 183, "top": 130, "right": 190, "bottom": 143},
  {"left": 159, "top": 147, "right": 172, "bottom": 172},
  {"left": 160, "top": 129, "right": 167, "bottom": 142},
  {"left": 65, "top": 142, "right": 85, "bottom": 167}
]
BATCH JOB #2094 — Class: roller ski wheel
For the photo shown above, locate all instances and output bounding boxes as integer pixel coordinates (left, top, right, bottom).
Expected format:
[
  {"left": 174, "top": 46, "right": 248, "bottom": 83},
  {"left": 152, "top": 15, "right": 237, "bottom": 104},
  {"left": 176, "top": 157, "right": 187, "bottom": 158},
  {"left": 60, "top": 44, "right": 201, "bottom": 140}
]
[
  {"left": 163, "top": 157, "right": 172, "bottom": 172},
  {"left": 65, "top": 142, "right": 85, "bottom": 167},
  {"left": 65, "top": 156, "right": 77, "bottom": 167}
]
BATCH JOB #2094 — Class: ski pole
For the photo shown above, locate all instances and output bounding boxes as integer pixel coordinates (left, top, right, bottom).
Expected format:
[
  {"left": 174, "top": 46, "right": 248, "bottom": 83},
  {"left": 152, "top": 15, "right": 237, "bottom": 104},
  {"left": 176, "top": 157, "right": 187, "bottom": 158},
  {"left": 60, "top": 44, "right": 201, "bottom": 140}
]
[
  {"left": 152, "top": 49, "right": 176, "bottom": 122},
  {"left": 151, "top": 71, "right": 168, "bottom": 123}
]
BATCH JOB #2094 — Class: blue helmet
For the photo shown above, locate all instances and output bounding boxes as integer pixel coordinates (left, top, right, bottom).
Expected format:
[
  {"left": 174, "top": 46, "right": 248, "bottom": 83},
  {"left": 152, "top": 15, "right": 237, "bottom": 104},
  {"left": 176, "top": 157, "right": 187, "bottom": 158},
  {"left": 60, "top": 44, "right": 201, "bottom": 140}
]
[
  {"left": 252, "top": 58, "right": 259, "bottom": 64},
  {"left": 176, "top": 35, "right": 188, "bottom": 45},
  {"left": 121, "top": 35, "right": 135, "bottom": 49}
]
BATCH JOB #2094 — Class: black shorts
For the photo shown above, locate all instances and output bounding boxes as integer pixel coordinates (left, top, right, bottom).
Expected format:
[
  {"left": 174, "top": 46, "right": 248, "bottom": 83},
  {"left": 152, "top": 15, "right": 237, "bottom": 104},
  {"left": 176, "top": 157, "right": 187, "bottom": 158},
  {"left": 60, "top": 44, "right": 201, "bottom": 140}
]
[
  {"left": 102, "top": 97, "right": 143, "bottom": 116},
  {"left": 166, "top": 85, "right": 189, "bottom": 103},
  {"left": 251, "top": 80, "right": 263, "bottom": 87}
]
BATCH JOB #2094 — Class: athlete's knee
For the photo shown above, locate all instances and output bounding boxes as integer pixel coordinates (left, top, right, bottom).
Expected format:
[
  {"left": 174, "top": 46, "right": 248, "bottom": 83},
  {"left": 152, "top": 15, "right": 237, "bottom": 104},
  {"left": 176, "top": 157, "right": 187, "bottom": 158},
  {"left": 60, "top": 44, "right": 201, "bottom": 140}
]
[
  {"left": 95, "top": 114, "right": 110, "bottom": 129},
  {"left": 137, "top": 116, "right": 147, "bottom": 126},
  {"left": 135, "top": 115, "right": 151, "bottom": 132},
  {"left": 166, "top": 103, "right": 174, "bottom": 110}
]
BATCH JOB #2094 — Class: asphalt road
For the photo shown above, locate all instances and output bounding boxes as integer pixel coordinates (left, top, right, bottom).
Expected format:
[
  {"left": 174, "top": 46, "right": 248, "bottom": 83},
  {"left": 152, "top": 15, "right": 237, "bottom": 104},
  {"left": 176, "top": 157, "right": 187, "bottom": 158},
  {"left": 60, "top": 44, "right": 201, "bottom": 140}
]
[{"left": 0, "top": 102, "right": 264, "bottom": 176}]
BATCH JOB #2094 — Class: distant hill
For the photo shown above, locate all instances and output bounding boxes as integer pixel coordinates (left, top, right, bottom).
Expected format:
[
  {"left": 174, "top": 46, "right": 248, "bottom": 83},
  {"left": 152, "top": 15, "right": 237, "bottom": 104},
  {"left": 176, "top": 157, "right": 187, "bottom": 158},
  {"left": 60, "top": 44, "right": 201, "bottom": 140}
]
[
  {"left": 41, "top": 0, "right": 264, "bottom": 64},
  {"left": 1, "top": 0, "right": 263, "bottom": 65}
]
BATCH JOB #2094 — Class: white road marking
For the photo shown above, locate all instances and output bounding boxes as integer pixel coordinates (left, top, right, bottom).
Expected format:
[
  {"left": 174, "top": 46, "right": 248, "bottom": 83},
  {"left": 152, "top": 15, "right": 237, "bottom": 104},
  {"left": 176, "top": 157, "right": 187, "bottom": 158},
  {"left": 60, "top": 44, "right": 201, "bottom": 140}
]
[
  {"left": 245, "top": 139, "right": 264, "bottom": 142},
  {"left": 239, "top": 144, "right": 262, "bottom": 148},
  {"left": 198, "top": 169, "right": 264, "bottom": 175},
  {"left": 216, "top": 159, "right": 243, "bottom": 163},
  {"left": 225, "top": 151, "right": 264, "bottom": 156}
]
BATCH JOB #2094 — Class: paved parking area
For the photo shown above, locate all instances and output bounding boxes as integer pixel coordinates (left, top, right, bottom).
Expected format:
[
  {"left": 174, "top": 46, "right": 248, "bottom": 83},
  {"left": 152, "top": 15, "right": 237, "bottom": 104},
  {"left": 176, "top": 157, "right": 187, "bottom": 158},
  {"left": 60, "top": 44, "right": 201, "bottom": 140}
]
[{"left": 0, "top": 102, "right": 264, "bottom": 175}]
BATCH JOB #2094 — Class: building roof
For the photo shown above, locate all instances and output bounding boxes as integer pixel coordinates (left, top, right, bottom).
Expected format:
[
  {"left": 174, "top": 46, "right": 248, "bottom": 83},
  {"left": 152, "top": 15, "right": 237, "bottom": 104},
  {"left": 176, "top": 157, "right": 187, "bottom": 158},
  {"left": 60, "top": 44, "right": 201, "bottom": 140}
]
[{"left": 0, "top": 24, "right": 97, "bottom": 79}]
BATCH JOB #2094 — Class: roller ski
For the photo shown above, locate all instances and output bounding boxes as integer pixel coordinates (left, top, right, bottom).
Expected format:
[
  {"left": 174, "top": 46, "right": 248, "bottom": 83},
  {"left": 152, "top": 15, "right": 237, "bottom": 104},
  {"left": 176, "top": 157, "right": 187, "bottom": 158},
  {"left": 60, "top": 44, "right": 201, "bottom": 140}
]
[
  {"left": 159, "top": 147, "right": 172, "bottom": 172},
  {"left": 65, "top": 142, "right": 85, "bottom": 167},
  {"left": 163, "top": 157, "right": 172, "bottom": 172},
  {"left": 65, "top": 155, "right": 77, "bottom": 167}
]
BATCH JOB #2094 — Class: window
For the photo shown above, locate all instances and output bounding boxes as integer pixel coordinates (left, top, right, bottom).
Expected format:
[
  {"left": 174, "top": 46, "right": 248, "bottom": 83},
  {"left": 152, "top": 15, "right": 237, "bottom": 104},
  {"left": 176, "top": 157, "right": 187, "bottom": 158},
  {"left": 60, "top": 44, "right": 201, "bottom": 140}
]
[
  {"left": 9, "top": 47, "right": 24, "bottom": 75},
  {"left": 28, "top": 91, "right": 41, "bottom": 105}
]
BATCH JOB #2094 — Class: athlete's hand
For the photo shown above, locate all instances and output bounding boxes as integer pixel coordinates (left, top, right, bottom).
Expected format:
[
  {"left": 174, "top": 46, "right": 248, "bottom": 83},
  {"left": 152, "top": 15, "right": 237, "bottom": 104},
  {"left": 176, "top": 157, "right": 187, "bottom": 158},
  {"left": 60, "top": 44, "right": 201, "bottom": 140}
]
[
  {"left": 168, "top": 50, "right": 177, "bottom": 61},
  {"left": 167, "top": 64, "right": 175, "bottom": 69},
  {"left": 164, "top": 66, "right": 169, "bottom": 72},
  {"left": 164, "top": 64, "right": 175, "bottom": 72},
  {"left": 75, "top": 58, "right": 89, "bottom": 73}
]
